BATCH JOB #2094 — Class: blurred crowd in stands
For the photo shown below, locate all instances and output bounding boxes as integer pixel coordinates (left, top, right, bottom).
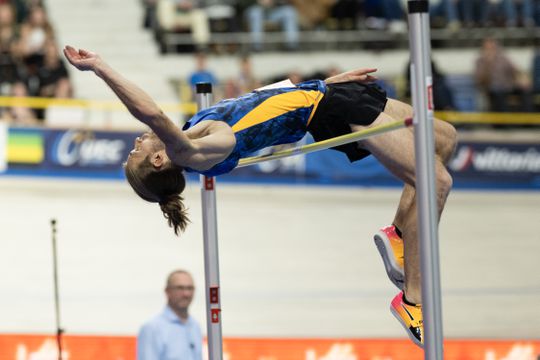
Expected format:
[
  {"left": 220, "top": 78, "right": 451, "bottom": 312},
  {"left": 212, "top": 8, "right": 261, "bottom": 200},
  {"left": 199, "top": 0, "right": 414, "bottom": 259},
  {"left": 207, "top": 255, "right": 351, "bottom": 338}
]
[
  {"left": 0, "top": 0, "right": 539, "bottom": 128},
  {"left": 0, "top": 0, "right": 71, "bottom": 125},
  {"left": 142, "top": 0, "right": 540, "bottom": 52},
  {"left": 185, "top": 37, "right": 540, "bottom": 116},
  {"left": 145, "top": 0, "right": 540, "bottom": 121}
]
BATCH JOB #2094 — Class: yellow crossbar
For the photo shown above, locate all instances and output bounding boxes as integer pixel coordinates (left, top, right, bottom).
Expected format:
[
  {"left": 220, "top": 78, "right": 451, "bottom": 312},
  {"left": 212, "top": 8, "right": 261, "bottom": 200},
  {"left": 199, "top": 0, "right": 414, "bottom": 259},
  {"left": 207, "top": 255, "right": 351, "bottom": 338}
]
[
  {"left": 436, "top": 111, "right": 540, "bottom": 125},
  {"left": 237, "top": 118, "right": 412, "bottom": 168}
]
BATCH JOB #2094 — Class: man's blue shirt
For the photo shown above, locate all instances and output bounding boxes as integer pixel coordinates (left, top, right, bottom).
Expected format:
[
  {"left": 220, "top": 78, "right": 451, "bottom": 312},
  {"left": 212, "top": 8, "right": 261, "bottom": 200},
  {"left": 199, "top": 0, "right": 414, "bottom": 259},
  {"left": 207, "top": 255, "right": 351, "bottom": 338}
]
[{"left": 137, "top": 306, "right": 203, "bottom": 360}]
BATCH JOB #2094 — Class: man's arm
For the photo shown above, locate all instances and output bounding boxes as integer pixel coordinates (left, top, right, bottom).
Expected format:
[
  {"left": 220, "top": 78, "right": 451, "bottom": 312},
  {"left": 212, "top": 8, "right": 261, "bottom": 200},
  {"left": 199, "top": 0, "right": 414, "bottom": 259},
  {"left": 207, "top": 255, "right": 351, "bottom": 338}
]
[
  {"left": 324, "top": 68, "right": 378, "bottom": 85},
  {"left": 63, "top": 46, "right": 193, "bottom": 153}
]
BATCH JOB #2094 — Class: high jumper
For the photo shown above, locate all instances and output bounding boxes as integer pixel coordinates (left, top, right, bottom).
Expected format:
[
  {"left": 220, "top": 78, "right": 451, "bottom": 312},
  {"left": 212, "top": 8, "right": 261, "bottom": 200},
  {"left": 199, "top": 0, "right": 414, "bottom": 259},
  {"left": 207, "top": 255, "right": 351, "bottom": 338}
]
[{"left": 64, "top": 45, "right": 457, "bottom": 346}]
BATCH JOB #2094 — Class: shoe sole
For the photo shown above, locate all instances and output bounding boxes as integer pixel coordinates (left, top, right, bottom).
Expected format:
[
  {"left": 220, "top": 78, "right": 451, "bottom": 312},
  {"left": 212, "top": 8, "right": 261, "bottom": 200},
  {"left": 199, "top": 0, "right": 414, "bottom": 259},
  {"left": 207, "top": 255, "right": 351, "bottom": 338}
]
[
  {"left": 374, "top": 231, "right": 404, "bottom": 290},
  {"left": 390, "top": 304, "right": 424, "bottom": 348}
]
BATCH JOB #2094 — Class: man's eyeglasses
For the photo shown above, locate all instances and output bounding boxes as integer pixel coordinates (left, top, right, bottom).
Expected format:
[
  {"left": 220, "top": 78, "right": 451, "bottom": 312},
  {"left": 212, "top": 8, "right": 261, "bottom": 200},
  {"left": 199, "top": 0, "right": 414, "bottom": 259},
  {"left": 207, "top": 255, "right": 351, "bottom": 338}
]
[{"left": 168, "top": 285, "right": 195, "bottom": 291}]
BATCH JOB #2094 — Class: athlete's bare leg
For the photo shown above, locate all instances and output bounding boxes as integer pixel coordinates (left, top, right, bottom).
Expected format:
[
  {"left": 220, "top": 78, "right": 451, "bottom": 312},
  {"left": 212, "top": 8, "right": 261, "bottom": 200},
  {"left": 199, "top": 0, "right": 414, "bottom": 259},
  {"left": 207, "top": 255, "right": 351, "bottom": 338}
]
[
  {"left": 385, "top": 99, "right": 457, "bottom": 229},
  {"left": 353, "top": 99, "right": 456, "bottom": 303}
]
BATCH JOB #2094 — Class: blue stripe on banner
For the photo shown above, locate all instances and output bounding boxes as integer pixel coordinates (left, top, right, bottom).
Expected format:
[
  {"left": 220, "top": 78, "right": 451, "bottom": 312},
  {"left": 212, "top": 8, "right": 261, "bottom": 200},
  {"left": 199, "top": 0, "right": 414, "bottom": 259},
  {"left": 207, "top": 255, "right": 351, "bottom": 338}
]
[{"left": 1, "top": 126, "right": 539, "bottom": 190}]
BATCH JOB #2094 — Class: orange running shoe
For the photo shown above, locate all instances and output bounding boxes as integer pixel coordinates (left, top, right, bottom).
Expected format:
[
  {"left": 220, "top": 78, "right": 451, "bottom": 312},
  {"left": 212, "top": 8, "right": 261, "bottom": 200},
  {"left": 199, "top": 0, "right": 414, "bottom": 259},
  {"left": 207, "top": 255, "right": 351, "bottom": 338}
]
[
  {"left": 390, "top": 292, "right": 424, "bottom": 348},
  {"left": 374, "top": 225, "right": 404, "bottom": 290}
]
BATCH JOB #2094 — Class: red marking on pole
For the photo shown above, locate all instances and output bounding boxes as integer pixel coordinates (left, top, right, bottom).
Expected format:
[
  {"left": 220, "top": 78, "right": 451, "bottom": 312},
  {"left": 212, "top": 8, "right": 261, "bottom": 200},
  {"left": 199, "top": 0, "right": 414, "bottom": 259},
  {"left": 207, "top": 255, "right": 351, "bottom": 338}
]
[
  {"left": 204, "top": 176, "right": 214, "bottom": 190},
  {"left": 405, "top": 117, "right": 413, "bottom": 127},
  {"left": 211, "top": 309, "right": 220, "bottom": 323},
  {"left": 427, "top": 85, "right": 434, "bottom": 111},
  {"left": 210, "top": 287, "right": 219, "bottom": 304}
]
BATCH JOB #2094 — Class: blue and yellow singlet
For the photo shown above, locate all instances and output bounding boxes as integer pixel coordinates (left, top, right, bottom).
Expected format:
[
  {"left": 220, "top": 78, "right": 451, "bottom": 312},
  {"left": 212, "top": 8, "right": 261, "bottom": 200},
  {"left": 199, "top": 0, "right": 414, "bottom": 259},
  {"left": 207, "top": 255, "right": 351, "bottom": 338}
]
[{"left": 183, "top": 80, "right": 326, "bottom": 176}]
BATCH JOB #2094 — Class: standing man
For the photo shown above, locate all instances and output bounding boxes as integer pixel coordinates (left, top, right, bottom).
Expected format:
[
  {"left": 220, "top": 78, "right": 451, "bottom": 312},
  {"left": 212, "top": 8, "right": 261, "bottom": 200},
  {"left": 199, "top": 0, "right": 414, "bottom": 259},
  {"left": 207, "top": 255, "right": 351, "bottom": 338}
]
[{"left": 138, "top": 270, "right": 203, "bottom": 360}]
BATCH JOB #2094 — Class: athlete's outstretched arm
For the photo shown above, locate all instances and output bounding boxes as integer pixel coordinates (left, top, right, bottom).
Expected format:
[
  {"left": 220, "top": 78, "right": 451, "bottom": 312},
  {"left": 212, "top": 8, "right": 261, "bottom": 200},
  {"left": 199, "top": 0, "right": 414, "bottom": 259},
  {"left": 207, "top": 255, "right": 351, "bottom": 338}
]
[
  {"left": 324, "top": 68, "right": 378, "bottom": 84},
  {"left": 63, "top": 45, "right": 193, "bottom": 153}
]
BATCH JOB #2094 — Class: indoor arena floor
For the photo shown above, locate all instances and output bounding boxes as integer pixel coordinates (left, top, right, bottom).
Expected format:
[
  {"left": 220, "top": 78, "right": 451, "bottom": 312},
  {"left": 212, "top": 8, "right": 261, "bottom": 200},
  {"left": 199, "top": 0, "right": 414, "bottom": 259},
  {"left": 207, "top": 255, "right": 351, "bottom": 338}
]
[{"left": 0, "top": 177, "right": 538, "bottom": 339}]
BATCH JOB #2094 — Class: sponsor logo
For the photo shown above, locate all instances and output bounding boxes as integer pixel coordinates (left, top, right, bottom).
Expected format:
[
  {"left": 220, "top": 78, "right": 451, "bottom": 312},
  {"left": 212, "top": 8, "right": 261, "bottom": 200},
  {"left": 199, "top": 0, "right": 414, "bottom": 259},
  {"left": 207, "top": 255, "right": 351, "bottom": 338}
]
[
  {"left": 51, "top": 130, "right": 126, "bottom": 167},
  {"left": 450, "top": 145, "right": 540, "bottom": 173}
]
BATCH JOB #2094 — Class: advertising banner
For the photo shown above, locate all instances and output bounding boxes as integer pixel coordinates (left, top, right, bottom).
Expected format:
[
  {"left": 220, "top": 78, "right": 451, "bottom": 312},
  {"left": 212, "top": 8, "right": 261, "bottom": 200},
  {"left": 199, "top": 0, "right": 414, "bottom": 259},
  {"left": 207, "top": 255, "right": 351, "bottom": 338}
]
[
  {"left": 4, "top": 127, "right": 135, "bottom": 178},
  {"left": 449, "top": 142, "right": 540, "bottom": 188},
  {"left": 0, "top": 334, "right": 539, "bottom": 360},
  {"left": 1, "top": 127, "right": 539, "bottom": 189}
]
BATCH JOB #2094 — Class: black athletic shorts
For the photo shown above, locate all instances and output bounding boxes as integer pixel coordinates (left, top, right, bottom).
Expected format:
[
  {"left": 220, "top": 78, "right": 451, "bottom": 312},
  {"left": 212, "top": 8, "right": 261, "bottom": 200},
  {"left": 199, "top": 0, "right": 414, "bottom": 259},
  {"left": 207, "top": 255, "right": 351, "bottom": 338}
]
[{"left": 307, "top": 81, "right": 388, "bottom": 162}]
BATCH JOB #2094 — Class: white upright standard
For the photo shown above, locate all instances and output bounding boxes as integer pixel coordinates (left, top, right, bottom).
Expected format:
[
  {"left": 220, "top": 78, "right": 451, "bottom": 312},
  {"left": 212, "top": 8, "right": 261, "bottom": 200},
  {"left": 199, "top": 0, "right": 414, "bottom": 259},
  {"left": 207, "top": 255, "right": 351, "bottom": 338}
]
[
  {"left": 196, "top": 83, "right": 224, "bottom": 360},
  {"left": 407, "top": 1, "right": 444, "bottom": 359}
]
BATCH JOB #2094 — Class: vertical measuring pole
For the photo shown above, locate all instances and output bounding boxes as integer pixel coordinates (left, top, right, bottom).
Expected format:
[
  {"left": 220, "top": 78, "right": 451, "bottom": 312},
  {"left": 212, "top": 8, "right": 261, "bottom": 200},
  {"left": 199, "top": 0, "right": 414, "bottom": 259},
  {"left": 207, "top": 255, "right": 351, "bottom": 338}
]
[
  {"left": 407, "top": 1, "right": 444, "bottom": 359},
  {"left": 51, "top": 219, "right": 64, "bottom": 360},
  {"left": 196, "top": 82, "right": 223, "bottom": 360}
]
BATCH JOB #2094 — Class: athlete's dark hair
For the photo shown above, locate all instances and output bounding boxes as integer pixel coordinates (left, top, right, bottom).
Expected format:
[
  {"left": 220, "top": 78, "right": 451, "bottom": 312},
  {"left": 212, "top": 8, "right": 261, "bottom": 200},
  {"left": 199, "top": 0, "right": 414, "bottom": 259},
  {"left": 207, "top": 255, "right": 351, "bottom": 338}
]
[{"left": 124, "top": 156, "right": 189, "bottom": 235}]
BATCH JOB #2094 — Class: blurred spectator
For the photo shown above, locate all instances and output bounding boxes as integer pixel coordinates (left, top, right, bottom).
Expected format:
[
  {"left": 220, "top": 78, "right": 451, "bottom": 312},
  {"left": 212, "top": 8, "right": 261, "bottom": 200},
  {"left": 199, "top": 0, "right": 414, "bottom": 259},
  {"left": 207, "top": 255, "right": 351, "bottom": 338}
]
[
  {"left": 363, "top": 0, "right": 406, "bottom": 32},
  {"left": 535, "top": 0, "right": 540, "bottom": 24},
  {"left": 142, "top": 0, "right": 158, "bottom": 29},
  {"left": 188, "top": 52, "right": 218, "bottom": 97},
  {"left": 0, "top": 51, "right": 38, "bottom": 126},
  {"left": 0, "top": 1, "right": 68, "bottom": 125},
  {"left": 18, "top": 5, "right": 54, "bottom": 58},
  {"left": 222, "top": 77, "right": 241, "bottom": 98},
  {"left": 237, "top": 54, "right": 260, "bottom": 93},
  {"left": 0, "top": 2, "right": 18, "bottom": 48},
  {"left": 460, "top": 0, "right": 535, "bottom": 27},
  {"left": 375, "top": 78, "right": 398, "bottom": 100},
  {"left": 245, "top": 0, "right": 299, "bottom": 51},
  {"left": 137, "top": 270, "right": 203, "bottom": 360},
  {"left": 0, "top": 49, "right": 26, "bottom": 121},
  {"left": 503, "top": 0, "right": 535, "bottom": 27},
  {"left": 8, "top": 81, "right": 38, "bottom": 125},
  {"left": 290, "top": 0, "right": 336, "bottom": 30},
  {"left": 204, "top": 0, "right": 238, "bottom": 33},
  {"left": 156, "top": 0, "right": 210, "bottom": 50},
  {"left": 430, "top": 0, "right": 461, "bottom": 30},
  {"left": 306, "top": 64, "right": 340, "bottom": 82},
  {"left": 324, "top": 65, "right": 341, "bottom": 79},
  {"left": 11, "top": 0, "right": 44, "bottom": 23},
  {"left": 0, "top": 2, "right": 27, "bottom": 122},
  {"left": 0, "top": 50, "right": 21, "bottom": 96},
  {"left": 220, "top": 55, "right": 260, "bottom": 99},
  {"left": 266, "top": 68, "right": 302, "bottom": 85},
  {"left": 37, "top": 39, "right": 72, "bottom": 99},
  {"left": 459, "top": 0, "right": 489, "bottom": 27},
  {"left": 287, "top": 69, "right": 302, "bottom": 84},
  {"left": 532, "top": 46, "right": 540, "bottom": 101},
  {"left": 405, "top": 59, "right": 456, "bottom": 110},
  {"left": 475, "top": 38, "right": 533, "bottom": 112},
  {"left": 329, "top": 0, "right": 361, "bottom": 30}
]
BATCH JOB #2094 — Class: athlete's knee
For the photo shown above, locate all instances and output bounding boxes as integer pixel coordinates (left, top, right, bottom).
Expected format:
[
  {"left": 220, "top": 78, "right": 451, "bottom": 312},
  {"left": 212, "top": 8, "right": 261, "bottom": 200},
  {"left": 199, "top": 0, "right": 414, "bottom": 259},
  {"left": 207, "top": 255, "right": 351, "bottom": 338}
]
[
  {"left": 444, "top": 122, "right": 458, "bottom": 155},
  {"left": 435, "top": 119, "right": 458, "bottom": 163},
  {"left": 435, "top": 167, "right": 453, "bottom": 205}
]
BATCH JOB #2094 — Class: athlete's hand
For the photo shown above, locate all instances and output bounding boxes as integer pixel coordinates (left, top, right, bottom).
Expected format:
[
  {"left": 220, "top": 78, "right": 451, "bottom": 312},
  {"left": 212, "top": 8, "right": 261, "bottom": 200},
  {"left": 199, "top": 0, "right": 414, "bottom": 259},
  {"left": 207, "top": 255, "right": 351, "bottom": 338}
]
[
  {"left": 63, "top": 45, "right": 102, "bottom": 72},
  {"left": 324, "top": 68, "right": 378, "bottom": 85}
]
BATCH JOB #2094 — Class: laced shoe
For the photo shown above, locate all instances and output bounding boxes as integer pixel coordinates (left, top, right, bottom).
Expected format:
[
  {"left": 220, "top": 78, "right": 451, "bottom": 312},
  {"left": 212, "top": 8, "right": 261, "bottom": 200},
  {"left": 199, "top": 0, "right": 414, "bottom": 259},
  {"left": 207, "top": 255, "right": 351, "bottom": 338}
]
[
  {"left": 390, "top": 292, "right": 423, "bottom": 348},
  {"left": 374, "top": 225, "right": 404, "bottom": 289}
]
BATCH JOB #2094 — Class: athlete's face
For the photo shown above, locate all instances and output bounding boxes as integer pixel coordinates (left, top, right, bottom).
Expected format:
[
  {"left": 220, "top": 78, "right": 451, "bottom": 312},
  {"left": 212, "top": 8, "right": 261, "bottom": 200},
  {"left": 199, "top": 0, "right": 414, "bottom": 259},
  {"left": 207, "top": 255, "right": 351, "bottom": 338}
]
[{"left": 126, "top": 132, "right": 165, "bottom": 167}]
